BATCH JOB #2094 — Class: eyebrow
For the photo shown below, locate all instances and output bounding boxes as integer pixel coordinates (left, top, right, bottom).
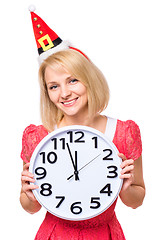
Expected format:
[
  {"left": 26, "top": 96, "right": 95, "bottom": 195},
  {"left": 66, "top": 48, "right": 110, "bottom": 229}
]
[
  {"left": 46, "top": 81, "right": 57, "bottom": 85},
  {"left": 46, "top": 76, "right": 74, "bottom": 85}
]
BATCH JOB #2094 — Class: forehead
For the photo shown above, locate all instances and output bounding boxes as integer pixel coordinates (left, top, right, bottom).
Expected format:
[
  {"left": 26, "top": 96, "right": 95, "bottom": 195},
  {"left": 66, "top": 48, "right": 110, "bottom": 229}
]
[
  {"left": 47, "top": 62, "right": 69, "bottom": 74},
  {"left": 45, "top": 64, "right": 72, "bottom": 83}
]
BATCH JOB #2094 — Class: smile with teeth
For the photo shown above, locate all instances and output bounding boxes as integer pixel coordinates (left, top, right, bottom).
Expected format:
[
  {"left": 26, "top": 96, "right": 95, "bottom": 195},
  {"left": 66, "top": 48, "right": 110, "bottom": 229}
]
[{"left": 62, "top": 98, "right": 78, "bottom": 106}]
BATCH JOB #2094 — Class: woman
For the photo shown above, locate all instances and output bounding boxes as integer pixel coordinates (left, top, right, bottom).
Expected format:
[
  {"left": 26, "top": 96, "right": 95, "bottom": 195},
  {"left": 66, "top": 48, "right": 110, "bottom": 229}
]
[
  {"left": 20, "top": 7, "right": 145, "bottom": 240},
  {"left": 20, "top": 49, "right": 145, "bottom": 240}
]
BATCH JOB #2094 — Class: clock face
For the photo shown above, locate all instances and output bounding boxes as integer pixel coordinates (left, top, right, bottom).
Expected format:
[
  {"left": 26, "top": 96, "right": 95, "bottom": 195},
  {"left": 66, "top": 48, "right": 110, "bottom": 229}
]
[{"left": 29, "top": 125, "right": 123, "bottom": 221}]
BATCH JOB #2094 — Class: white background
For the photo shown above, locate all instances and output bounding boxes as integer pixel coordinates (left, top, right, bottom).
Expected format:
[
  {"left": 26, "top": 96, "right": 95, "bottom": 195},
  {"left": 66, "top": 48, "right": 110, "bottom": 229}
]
[{"left": 0, "top": 0, "right": 160, "bottom": 239}]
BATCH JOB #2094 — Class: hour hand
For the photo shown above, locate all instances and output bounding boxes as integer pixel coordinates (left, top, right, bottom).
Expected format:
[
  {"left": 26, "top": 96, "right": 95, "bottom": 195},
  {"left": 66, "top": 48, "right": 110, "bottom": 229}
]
[
  {"left": 74, "top": 151, "right": 79, "bottom": 180},
  {"left": 66, "top": 143, "right": 79, "bottom": 181}
]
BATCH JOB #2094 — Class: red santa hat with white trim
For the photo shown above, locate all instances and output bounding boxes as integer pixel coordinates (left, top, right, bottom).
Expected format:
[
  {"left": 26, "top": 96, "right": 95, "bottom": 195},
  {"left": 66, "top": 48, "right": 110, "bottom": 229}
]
[{"left": 28, "top": 5, "right": 88, "bottom": 64}]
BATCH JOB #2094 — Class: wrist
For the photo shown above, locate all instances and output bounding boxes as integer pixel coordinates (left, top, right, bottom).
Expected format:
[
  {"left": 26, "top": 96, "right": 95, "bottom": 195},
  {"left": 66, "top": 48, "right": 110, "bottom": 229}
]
[
  {"left": 20, "top": 191, "right": 41, "bottom": 214},
  {"left": 119, "top": 184, "right": 145, "bottom": 209}
]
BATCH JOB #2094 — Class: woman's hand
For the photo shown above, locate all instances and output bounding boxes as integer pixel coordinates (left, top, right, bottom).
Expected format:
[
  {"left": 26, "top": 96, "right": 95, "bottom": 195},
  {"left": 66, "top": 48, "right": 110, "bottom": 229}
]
[
  {"left": 118, "top": 153, "right": 145, "bottom": 208},
  {"left": 20, "top": 162, "right": 41, "bottom": 214},
  {"left": 119, "top": 153, "right": 134, "bottom": 192},
  {"left": 21, "top": 162, "right": 39, "bottom": 202}
]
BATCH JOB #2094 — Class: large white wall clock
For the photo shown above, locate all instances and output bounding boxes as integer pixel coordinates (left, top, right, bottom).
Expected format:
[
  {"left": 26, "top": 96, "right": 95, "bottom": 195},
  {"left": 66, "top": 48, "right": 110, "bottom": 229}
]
[{"left": 29, "top": 125, "right": 123, "bottom": 221}]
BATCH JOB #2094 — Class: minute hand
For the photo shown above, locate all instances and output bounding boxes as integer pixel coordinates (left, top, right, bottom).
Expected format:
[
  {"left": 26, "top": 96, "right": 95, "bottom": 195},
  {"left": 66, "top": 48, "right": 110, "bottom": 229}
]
[
  {"left": 66, "top": 143, "right": 79, "bottom": 180},
  {"left": 67, "top": 153, "right": 101, "bottom": 180}
]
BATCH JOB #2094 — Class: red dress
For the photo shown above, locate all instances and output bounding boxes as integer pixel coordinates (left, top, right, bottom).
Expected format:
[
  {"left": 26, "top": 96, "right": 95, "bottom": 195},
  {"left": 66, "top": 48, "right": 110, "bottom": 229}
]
[{"left": 21, "top": 119, "right": 142, "bottom": 240}]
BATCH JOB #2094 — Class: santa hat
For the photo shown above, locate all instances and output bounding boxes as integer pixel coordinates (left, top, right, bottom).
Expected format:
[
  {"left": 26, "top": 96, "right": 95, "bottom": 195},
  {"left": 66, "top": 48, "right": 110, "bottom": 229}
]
[{"left": 28, "top": 5, "right": 88, "bottom": 64}]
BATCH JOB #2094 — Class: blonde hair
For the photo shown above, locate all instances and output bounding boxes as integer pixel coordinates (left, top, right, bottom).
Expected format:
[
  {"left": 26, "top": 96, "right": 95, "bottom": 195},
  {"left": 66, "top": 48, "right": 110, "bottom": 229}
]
[{"left": 39, "top": 49, "right": 110, "bottom": 132}]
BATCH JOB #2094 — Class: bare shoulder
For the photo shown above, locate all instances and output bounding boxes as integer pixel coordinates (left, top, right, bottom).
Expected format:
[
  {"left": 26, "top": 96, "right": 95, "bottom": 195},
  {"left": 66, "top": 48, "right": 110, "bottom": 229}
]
[{"left": 91, "top": 114, "right": 107, "bottom": 134}]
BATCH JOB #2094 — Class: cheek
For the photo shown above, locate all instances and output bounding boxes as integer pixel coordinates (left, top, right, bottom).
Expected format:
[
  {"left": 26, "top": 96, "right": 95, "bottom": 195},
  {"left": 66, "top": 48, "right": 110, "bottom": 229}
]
[
  {"left": 48, "top": 92, "right": 59, "bottom": 104},
  {"left": 81, "top": 87, "right": 88, "bottom": 101},
  {"left": 75, "top": 84, "right": 87, "bottom": 96}
]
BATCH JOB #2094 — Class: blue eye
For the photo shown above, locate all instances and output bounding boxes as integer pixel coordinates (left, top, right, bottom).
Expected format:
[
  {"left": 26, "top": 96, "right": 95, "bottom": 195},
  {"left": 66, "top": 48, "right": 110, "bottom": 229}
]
[
  {"left": 70, "top": 79, "right": 78, "bottom": 84},
  {"left": 50, "top": 85, "right": 58, "bottom": 90}
]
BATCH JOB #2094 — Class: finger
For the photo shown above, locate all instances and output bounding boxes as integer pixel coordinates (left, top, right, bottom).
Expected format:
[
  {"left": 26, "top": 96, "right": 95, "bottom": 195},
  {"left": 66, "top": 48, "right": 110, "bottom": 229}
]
[
  {"left": 120, "top": 173, "right": 133, "bottom": 179},
  {"left": 21, "top": 176, "right": 36, "bottom": 183},
  {"left": 23, "top": 162, "right": 30, "bottom": 170},
  {"left": 23, "top": 183, "right": 39, "bottom": 192},
  {"left": 120, "top": 159, "right": 134, "bottom": 169},
  {"left": 21, "top": 170, "right": 34, "bottom": 178},
  {"left": 118, "top": 153, "right": 127, "bottom": 161},
  {"left": 121, "top": 165, "right": 134, "bottom": 175}
]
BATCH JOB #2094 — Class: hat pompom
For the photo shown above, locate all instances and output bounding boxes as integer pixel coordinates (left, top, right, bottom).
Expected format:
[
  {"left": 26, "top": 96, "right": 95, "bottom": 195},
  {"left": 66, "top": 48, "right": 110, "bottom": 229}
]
[{"left": 28, "top": 4, "right": 36, "bottom": 12}]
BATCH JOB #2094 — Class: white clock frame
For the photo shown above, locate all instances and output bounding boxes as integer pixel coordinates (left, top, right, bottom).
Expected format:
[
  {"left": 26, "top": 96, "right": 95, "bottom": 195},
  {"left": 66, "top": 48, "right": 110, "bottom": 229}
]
[{"left": 29, "top": 125, "right": 123, "bottom": 221}]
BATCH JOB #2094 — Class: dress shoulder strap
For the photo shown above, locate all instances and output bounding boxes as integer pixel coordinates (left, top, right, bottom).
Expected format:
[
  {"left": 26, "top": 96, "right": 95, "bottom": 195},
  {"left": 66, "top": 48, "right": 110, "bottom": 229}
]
[{"left": 105, "top": 117, "right": 117, "bottom": 142}]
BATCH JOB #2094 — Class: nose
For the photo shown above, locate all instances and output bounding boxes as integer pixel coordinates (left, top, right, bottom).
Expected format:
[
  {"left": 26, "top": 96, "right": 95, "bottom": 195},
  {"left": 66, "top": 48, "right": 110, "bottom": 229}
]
[{"left": 60, "top": 85, "right": 71, "bottom": 99}]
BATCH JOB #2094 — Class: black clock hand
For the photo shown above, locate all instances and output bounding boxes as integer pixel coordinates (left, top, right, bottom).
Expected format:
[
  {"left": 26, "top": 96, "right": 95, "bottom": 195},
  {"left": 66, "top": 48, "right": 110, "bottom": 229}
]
[
  {"left": 67, "top": 153, "right": 101, "bottom": 180},
  {"left": 66, "top": 143, "right": 79, "bottom": 180},
  {"left": 74, "top": 151, "right": 79, "bottom": 180}
]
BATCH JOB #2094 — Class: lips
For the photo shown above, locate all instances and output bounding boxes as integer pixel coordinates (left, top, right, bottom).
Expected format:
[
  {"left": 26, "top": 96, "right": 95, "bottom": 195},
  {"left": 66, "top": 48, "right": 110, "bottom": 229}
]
[{"left": 61, "top": 98, "right": 78, "bottom": 106}]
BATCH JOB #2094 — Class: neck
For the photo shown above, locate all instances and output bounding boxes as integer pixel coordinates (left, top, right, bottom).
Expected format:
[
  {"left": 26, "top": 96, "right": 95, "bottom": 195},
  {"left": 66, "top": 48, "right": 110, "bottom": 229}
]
[
  {"left": 57, "top": 114, "right": 107, "bottom": 135},
  {"left": 58, "top": 113, "right": 104, "bottom": 129},
  {"left": 59, "top": 115, "right": 90, "bottom": 127}
]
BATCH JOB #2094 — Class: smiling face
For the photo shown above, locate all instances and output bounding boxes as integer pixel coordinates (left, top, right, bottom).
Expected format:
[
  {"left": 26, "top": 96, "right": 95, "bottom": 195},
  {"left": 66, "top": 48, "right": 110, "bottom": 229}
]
[
  {"left": 45, "top": 65, "right": 88, "bottom": 119},
  {"left": 39, "top": 50, "right": 109, "bottom": 131}
]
